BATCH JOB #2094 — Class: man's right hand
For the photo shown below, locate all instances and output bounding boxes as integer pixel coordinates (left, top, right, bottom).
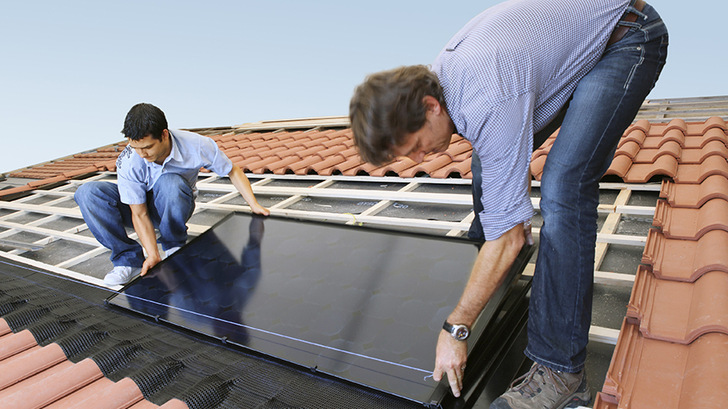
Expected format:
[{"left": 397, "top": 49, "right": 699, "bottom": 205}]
[{"left": 141, "top": 253, "right": 162, "bottom": 276}]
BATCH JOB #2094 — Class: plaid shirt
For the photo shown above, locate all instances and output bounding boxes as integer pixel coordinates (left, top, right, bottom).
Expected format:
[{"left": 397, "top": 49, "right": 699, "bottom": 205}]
[{"left": 431, "top": 0, "right": 630, "bottom": 240}]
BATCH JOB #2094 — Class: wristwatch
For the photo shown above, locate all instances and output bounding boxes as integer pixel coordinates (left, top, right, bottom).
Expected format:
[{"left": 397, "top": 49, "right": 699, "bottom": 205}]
[{"left": 443, "top": 320, "right": 470, "bottom": 341}]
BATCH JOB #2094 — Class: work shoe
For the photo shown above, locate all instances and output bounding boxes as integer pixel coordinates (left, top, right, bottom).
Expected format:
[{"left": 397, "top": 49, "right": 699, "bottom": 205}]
[
  {"left": 104, "top": 266, "right": 138, "bottom": 286},
  {"left": 165, "top": 246, "right": 181, "bottom": 258},
  {"left": 490, "top": 362, "right": 590, "bottom": 409}
]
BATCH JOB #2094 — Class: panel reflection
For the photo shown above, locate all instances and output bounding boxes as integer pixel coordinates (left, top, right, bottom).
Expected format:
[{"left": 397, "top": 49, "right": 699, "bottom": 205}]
[{"left": 109, "top": 213, "right": 482, "bottom": 404}]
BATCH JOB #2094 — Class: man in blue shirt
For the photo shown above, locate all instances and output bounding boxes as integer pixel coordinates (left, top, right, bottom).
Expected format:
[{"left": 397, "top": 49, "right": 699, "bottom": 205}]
[
  {"left": 75, "top": 103, "right": 269, "bottom": 286},
  {"left": 349, "top": 0, "right": 667, "bottom": 407}
]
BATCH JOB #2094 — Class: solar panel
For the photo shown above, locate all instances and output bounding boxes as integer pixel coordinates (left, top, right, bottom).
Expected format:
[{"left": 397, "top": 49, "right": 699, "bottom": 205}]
[{"left": 107, "top": 213, "right": 525, "bottom": 405}]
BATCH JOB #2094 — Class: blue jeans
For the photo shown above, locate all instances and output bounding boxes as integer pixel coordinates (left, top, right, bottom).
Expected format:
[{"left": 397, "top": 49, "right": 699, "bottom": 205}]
[
  {"left": 469, "top": 2, "right": 668, "bottom": 372},
  {"left": 74, "top": 173, "right": 195, "bottom": 268}
]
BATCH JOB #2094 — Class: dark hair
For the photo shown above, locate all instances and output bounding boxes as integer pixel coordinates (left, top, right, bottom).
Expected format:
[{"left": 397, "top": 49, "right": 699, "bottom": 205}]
[
  {"left": 349, "top": 65, "right": 446, "bottom": 166},
  {"left": 122, "top": 103, "right": 168, "bottom": 141}
]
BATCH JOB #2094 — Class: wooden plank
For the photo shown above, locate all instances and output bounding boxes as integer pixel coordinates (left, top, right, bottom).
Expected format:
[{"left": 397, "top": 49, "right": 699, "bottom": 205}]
[{"left": 595, "top": 189, "right": 632, "bottom": 270}]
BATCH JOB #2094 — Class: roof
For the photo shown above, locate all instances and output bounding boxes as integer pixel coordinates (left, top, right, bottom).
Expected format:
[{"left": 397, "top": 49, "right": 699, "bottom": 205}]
[
  {"left": 1, "top": 95, "right": 727, "bottom": 408},
  {"left": 0, "top": 256, "right": 424, "bottom": 409}
]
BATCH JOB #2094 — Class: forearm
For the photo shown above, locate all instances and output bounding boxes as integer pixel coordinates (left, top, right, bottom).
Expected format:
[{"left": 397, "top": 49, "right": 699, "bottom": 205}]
[
  {"left": 130, "top": 204, "right": 160, "bottom": 260},
  {"left": 229, "top": 166, "right": 269, "bottom": 214},
  {"left": 448, "top": 223, "right": 525, "bottom": 326}
]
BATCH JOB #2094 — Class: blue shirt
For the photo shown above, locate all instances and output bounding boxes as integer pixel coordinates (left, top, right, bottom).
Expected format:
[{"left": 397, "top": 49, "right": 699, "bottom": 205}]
[
  {"left": 116, "top": 129, "right": 233, "bottom": 205},
  {"left": 431, "top": 0, "right": 629, "bottom": 240}
]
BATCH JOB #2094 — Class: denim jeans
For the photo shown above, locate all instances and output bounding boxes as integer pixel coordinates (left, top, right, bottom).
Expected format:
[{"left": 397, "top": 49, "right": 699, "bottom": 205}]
[
  {"left": 74, "top": 173, "right": 195, "bottom": 268},
  {"left": 469, "top": 2, "right": 668, "bottom": 372}
]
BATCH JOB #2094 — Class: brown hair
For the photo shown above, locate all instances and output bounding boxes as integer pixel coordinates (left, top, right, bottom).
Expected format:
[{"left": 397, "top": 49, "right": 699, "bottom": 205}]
[{"left": 349, "top": 65, "right": 445, "bottom": 165}]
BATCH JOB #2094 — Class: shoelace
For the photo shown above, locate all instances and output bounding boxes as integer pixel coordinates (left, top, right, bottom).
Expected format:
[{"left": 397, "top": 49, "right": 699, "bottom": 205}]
[{"left": 510, "top": 364, "right": 570, "bottom": 396}]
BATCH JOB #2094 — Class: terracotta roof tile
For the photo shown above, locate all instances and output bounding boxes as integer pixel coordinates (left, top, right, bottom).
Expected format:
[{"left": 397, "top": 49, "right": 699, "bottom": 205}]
[
  {"left": 593, "top": 392, "right": 619, "bottom": 409},
  {"left": 45, "top": 377, "right": 144, "bottom": 408},
  {"left": 615, "top": 140, "right": 641, "bottom": 159},
  {"left": 0, "top": 319, "right": 180, "bottom": 409},
  {"left": 0, "top": 343, "right": 66, "bottom": 389},
  {"left": 679, "top": 140, "right": 728, "bottom": 163},
  {"left": 618, "top": 128, "right": 647, "bottom": 147},
  {"left": 642, "top": 228, "right": 728, "bottom": 282},
  {"left": 627, "top": 266, "right": 728, "bottom": 344},
  {"left": 626, "top": 119, "right": 651, "bottom": 134},
  {"left": 641, "top": 129, "right": 684, "bottom": 148},
  {"left": 603, "top": 319, "right": 728, "bottom": 408},
  {"left": 696, "top": 127, "right": 728, "bottom": 146},
  {"left": 0, "top": 185, "right": 34, "bottom": 199},
  {"left": 662, "top": 118, "right": 688, "bottom": 135},
  {"left": 701, "top": 116, "right": 728, "bottom": 133},
  {"left": 431, "top": 160, "right": 472, "bottom": 179},
  {"left": 653, "top": 198, "right": 728, "bottom": 239},
  {"left": 674, "top": 155, "right": 728, "bottom": 184},
  {"left": 621, "top": 154, "right": 679, "bottom": 183},
  {"left": 6, "top": 117, "right": 727, "bottom": 197},
  {"left": 659, "top": 175, "right": 728, "bottom": 208},
  {"left": 632, "top": 140, "right": 681, "bottom": 163},
  {"left": 308, "top": 154, "right": 350, "bottom": 174}
]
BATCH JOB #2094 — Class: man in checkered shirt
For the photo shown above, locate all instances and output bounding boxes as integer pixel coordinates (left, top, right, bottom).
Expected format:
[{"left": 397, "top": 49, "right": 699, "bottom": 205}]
[{"left": 349, "top": 0, "right": 667, "bottom": 407}]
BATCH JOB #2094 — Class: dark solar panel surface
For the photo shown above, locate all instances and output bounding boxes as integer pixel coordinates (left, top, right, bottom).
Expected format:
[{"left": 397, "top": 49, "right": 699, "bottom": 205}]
[{"left": 107, "top": 213, "right": 491, "bottom": 405}]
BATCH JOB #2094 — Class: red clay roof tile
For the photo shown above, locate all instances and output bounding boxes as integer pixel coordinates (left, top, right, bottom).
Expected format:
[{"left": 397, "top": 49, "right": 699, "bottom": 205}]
[
  {"left": 622, "top": 154, "right": 679, "bottom": 183},
  {"left": 642, "top": 228, "right": 728, "bottom": 282},
  {"left": 45, "top": 377, "right": 144, "bottom": 408},
  {"left": 680, "top": 140, "right": 728, "bottom": 163},
  {"left": 653, "top": 198, "right": 728, "bottom": 239},
  {"left": 701, "top": 116, "right": 728, "bottom": 133},
  {"left": 603, "top": 319, "right": 728, "bottom": 408},
  {"left": 659, "top": 175, "right": 728, "bottom": 208},
  {"left": 0, "top": 319, "right": 180, "bottom": 409},
  {"left": 662, "top": 118, "right": 688, "bottom": 135},
  {"left": 633, "top": 140, "right": 682, "bottom": 163},
  {"left": 627, "top": 266, "right": 728, "bottom": 344},
  {"left": 674, "top": 155, "right": 728, "bottom": 184},
  {"left": 0, "top": 185, "right": 35, "bottom": 198},
  {"left": 593, "top": 392, "right": 619, "bottom": 409},
  {"left": 0, "top": 343, "right": 66, "bottom": 390},
  {"left": 6, "top": 117, "right": 727, "bottom": 194},
  {"left": 618, "top": 128, "right": 647, "bottom": 147},
  {"left": 615, "top": 140, "right": 642, "bottom": 159},
  {"left": 0, "top": 358, "right": 103, "bottom": 408}
]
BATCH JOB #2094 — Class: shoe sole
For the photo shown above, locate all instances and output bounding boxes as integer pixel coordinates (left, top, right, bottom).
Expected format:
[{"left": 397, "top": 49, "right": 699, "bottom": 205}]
[{"left": 561, "top": 391, "right": 591, "bottom": 409}]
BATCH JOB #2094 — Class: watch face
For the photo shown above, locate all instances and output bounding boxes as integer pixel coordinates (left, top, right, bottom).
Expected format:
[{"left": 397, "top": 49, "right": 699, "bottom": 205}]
[{"left": 454, "top": 325, "right": 469, "bottom": 340}]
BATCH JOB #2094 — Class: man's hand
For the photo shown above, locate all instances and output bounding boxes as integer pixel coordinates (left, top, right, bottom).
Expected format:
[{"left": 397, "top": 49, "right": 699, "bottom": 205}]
[
  {"left": 433, "top": 330, "right": 468, "bottom": 397},
  {"left": 523, "top": 219, "right": 534, "bottom": 246},
  {"left": 250, "top": 203, "right": 270, "bottom": 216},
  {"left": 140, "top": 253, "right": 162, "bottom": 276}
]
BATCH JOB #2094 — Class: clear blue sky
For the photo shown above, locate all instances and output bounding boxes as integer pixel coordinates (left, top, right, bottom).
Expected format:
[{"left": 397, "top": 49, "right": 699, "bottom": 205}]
[{"left": 1, "top": 1, "right": 725, "bottom": 174}]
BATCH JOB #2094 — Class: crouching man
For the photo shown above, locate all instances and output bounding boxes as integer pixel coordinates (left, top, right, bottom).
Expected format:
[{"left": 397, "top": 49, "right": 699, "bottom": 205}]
[{"left": 75, "top": 103, "right": 269, "bottom": 285}]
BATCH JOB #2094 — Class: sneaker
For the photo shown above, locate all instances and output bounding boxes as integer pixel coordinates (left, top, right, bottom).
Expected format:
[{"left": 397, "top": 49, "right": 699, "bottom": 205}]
[
  {"left": 165, "top": 246, "right": 181, "bottom": 258},
  {"left": 104, "top": 266, "right": 138, "bottom": 286},
  {"left": 490, "top": 362, "right": 590, "bottom": 409}
]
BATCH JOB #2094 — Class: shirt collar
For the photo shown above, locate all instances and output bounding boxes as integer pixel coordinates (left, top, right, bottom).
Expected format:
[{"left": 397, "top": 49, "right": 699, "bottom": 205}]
[{"left": 161, "top": 130, "right": 181, "bottom": 167}]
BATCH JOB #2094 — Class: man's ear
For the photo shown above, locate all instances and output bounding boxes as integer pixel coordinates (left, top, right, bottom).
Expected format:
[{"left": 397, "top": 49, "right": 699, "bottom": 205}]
[{"left": 422, "top": 95, "right": 442, "bottom": 114}]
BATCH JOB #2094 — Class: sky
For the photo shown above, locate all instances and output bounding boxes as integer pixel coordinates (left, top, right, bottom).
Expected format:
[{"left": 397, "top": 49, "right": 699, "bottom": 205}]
[{"left": 1, "top": 1, "right": 725, "bottom": 174}]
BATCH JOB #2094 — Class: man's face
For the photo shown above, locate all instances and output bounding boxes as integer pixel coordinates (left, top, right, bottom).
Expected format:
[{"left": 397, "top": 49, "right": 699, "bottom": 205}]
[
  {"left": 394, "top": 114, "right": 453, "bottom": 163},
  {"left": 128, "top": 130, "right": 171, "bottom": 165}
]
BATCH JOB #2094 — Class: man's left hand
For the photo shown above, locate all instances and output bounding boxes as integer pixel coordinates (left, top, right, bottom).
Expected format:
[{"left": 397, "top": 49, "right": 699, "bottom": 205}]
[
  {"left": 433, "top": 330, "right": 468, "bottom": 397},
  {"left": 251, "top": 204, "right": 270, "bottom": 216},
  {"left": 141, "top": 253, "right": 162, "bottom": 276}
]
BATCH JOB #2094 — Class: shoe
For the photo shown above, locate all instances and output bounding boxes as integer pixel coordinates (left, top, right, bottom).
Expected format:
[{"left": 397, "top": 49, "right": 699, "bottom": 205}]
[
  {"left": 490, "top": 362, "right": 590, "bottom": 409},
  {"left": 165, "top": 246, "right": 181, "bottom": 258},
  {"left": 104, "top": 266, "right": 138, "bottom": 286}
]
